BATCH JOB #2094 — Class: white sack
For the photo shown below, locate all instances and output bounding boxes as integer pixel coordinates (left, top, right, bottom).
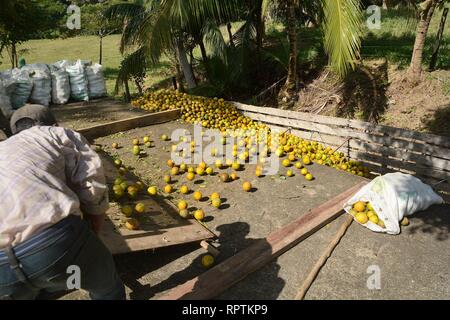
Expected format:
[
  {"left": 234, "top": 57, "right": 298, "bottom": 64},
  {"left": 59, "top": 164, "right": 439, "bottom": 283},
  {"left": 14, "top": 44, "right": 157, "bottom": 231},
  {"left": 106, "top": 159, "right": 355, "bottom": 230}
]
[
  {"left": 22, "top": 64, "right": 52, "bottom": 106},
  {"left": 0, "top": 74, "right": 15, "bottom": 119},
  {"left": 10, "top": 68, "right": 33, "bottom": 109},
  {"left": 86, "top": 63, "right": 107, "bottom": 98},
  {"left": 50, "top": 65, "right": 70, "bottom": 104},
  {"left": 65, "top": 59, "right": 89, "bottom": 102},
  {"left": 344, "top": 173, "right": 444, "bottom": 234}
]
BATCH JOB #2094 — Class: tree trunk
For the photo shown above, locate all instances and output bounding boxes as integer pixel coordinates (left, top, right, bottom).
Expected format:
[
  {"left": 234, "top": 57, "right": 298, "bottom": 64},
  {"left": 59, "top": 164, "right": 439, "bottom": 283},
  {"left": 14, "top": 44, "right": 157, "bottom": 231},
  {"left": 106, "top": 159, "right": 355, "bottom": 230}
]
[
  {"left": 174, "top": 56, "right": 185, "bottom": 93},
  {"left": 9, "top": 43, "right": 18, "bottom": 68},
  {"left": 176, "top": 39, "right": 197, "bottom": 89},
  {"left": 227, "top": 22, "right": 234, "bottom": 47},
  {"left": 198, "top": 38, "right": 211, "bottom": 79},
  {"left": 255, "top": 0, "right": 264, "bottom": 71},
  {"left": 124, "top": 78, "right": 131, "bottom": 102},
  {"left": 408, "top": 0, "right": 439, "bottom": 83},
  {"left": 99, "top": 35, "right": 103, "bottom": 65},
  {"left": 429, "top": 7, "right": 448, "bottom": 71},
  {"left": 279, "top": 1, "right": 298, "bottom": 101}
]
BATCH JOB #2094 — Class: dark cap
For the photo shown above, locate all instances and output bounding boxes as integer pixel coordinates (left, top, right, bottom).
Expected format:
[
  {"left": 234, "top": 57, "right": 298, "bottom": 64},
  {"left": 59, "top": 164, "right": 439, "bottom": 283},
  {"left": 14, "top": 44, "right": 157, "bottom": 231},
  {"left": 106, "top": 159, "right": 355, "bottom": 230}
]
[{"left": 10, "top": 104, "right": 57, "bottom": 134}]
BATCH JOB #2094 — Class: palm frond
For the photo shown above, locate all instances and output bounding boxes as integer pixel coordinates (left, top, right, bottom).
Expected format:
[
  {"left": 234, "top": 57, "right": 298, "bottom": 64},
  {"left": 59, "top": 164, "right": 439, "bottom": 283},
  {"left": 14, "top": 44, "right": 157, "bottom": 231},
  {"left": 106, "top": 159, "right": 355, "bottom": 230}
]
[
  {"left": 322, "top": 0, "right": 363, "bottom": 78},
  {"left": 115, "top": 46, "right": 148, "bottom": 93},
  {"left": 203, "top": 21, "right": 227, "bottom": 63}
]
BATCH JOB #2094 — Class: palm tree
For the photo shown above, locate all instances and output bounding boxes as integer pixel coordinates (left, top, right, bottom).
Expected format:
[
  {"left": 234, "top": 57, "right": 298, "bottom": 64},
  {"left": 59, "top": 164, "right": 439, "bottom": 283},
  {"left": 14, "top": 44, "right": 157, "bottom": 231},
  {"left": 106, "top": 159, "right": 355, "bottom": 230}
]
[
  {"left": 263, "top": 0, "right": 363, "bottom": 102},
  {"left": 408, "top": 0, "right": 444, "bottom": 83},
  {"left": 106, "top": 0, "right": 239, "bottom": 93}
]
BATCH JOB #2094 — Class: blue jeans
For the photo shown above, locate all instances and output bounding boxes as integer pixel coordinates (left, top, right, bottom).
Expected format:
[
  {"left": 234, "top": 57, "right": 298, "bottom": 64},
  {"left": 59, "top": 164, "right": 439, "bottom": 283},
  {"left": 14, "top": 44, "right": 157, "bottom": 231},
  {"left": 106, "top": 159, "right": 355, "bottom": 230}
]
[{"left": 0, "top": 215, "right": 125, "bottom": 300}]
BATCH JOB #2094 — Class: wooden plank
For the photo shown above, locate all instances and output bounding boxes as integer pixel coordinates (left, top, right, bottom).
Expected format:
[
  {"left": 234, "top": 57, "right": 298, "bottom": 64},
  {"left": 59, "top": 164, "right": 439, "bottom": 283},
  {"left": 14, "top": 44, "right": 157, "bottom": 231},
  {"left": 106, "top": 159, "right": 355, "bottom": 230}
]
[
  {"left": 98, "top": 146, "right": 214, "bottom": 255},
  {"left": 236, "top": 102, "right": 450, "bottom": 159},
  {"left": 78, "top": 109, "right": 180, "bottom": 140},
  {"left": 350, "top": 140, "right": 450, "bottom": 172},
  {"left": 234, "top": 102, "right": 353, "bottom": 128},
  {"left": 158, "top": 181, "right": 367, "bottom": 300},
  {"left": 241, "top": 111, "right": 349, "bottom": 137},
  {"left": 347, "top": 130, "right": 450, "bottom": 160},
  {"left": 235, "top": 102, "right": 450, "bottom": 148},
  {"left": 348, "top": 150, "right": 450, "bottom": 180}
]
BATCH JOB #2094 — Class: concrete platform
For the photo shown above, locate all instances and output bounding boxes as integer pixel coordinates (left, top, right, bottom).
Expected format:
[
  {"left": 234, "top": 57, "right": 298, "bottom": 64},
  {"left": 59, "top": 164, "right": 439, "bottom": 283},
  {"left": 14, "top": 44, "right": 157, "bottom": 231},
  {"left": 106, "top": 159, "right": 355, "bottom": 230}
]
[{"left": 52, "top": 114, "right": 449, "bottom": 300}]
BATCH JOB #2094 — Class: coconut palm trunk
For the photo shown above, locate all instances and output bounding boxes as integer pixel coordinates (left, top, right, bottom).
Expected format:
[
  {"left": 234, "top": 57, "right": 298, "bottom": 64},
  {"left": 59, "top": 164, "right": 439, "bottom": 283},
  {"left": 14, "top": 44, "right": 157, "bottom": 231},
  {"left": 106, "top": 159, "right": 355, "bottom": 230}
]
[
  {"left": 408, "top": 0, "right": 440, "bottom": 83},
  {"left": 279, "top": 0, "right": 298, "bottom": 100},
  {"left": 176, "top": 39, "right": 197, "bottom": 89}
]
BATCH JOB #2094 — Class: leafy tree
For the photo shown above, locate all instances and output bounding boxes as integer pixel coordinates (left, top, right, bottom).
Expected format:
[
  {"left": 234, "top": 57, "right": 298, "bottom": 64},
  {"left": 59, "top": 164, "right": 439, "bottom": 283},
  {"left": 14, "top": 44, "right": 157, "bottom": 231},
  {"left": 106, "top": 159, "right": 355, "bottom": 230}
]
[{"left": 0, "top": 0, "right": 66, "bottom": 67}]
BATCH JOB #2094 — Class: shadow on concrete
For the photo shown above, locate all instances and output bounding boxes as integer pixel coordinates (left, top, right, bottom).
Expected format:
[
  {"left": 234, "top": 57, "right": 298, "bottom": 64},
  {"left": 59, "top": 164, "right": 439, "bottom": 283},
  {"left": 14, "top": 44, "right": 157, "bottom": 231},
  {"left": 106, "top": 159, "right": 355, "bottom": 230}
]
[
  {"left": 407, "top": 203, "right": 450, "bottom": 241},
  {"left": 117, "top": 222, "right": 285, "bottom": 300}
]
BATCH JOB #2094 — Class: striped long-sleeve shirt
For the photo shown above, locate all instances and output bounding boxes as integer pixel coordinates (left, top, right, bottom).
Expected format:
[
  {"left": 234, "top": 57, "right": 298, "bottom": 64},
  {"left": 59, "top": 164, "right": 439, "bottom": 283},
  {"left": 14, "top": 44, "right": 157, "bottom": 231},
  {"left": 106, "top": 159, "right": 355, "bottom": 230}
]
[{"left": 0, "top": 126, "right": 109, "bottom": 248}]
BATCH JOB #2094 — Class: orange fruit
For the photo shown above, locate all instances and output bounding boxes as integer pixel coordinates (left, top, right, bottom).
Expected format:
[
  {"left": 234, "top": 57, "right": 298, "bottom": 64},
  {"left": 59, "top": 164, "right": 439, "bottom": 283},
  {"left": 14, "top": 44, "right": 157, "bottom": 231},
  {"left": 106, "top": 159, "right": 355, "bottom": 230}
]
[
  {"left": 242, "top": 181, "right": 252, "bottom": 192},
  {"left": 210, "top": 192, "right": 220, "bottom": 200},
  {"left": 121, "top": 205, "right": 133, "bottom": 217},
  {"left": 178, "top": 200, "right": 188, "bottom": 210},
  {"left": 193, "top": 191, "right": 202, "bottom": 201},
  {"left": 135, "top": 203, "right": 145, "bottom": 214},
  {"left": 147, "top": 186, "right": 157, "bottom": 196},
  {"left": 164, "top": 185, "right": 173, "bottom": 193},
  {"left": 194, "top": 209, "right": 205, "bottom": 221},
  {"left": 201, "top": 254, "right": 214, "bottom": 268},
  {"left": 211, "top": 198, "right": 222, "bottom": 208},
  {"left": 167, "top": 159, "right": 175, "bottom": 168},
  {"left": 180, "top": 185, "right": 189, "bottom": 194},
  {"left": 353, "top": 201, "right": 366, "bottom": 212},
  {"left": 125, "top": 218, "right": 139, "bottom": 230},
  {"left": 186, "top": 172, "right": 195, "bottom": 181}
]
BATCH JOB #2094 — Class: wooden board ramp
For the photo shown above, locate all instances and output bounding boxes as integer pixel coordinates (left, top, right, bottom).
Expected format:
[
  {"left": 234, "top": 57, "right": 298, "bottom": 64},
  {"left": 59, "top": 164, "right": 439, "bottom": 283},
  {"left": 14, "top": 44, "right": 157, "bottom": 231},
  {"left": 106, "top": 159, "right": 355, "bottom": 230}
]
[
  {"left": 98, "top": 149, "right": 215, "bottom": 255},
  {"left": 158, "top": 181, "right": 367, "bottom": 300},
  {"left": 76, "top": 110, "right": 214, "bottom": 254},
  {"left": 233, "top": 102, "right": 450, "bottom": 194},
  {"left": 78, "top": 109, "right": 181, "bottom": 141}
]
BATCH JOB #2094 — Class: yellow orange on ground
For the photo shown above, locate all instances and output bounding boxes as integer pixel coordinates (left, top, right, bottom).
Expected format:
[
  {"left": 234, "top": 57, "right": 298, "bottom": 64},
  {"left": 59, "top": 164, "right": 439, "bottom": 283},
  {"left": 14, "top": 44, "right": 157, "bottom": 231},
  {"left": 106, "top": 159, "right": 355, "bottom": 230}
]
[
  {"left": 193, "top": 191, "right": 202, "bottom": 201},
  {"left": 135, "top": 203, "right": 145, "bottom": 214},
  {"left": 121, "top": 205, "right": 133, "bottom": 217},
  {"left": 305, "top": 173, "right": 314, "bottom": 181},
  {"left": 201, "top": 254, "right": 214, "bottom": 268},
  {"left": 242, "top": 181, "right": 252, "bottom": 192},
  {"left": 147, "top": 186, "right": 157, "bottom": 196},
  {"left": 212, "top": 198, "right": 222, "bottom": 208},
  {"left": 178, "top": 200, "right": 188, "bottom": 210},
  {"left": 186, "top": 172, "right": 195, "bottom": 181},
  {"left": 125, "top": 218, "right": 139, "bottom": 230},
  {"left": 210, "top": 192, "right": 220, "bottom": 200},
  {"left": 180, "top": 185, "right": 189, "bottom": 194},
  {"left": 163, "top": 175, "right": 171, "bottom": 183},
  {"left": 179, "top": 209, "right": 189, "bottom": 218},
  {"left": 194, "top": 209, "right": 205, "bottom": 221},
  {"left": 164, "top": 185, "right": 173, "bottom": 193}
]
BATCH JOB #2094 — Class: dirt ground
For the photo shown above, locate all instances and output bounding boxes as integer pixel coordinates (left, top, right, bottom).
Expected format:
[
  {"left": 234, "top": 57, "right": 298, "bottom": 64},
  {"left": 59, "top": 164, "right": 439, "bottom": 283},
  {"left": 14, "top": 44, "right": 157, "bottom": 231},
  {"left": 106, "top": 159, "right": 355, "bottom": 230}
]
[
  {"left": 295, "top": 61, "right": 450, "bottom": 137},
  {"left": 52, "top": 113, "right": 449, "bottom": 300}
]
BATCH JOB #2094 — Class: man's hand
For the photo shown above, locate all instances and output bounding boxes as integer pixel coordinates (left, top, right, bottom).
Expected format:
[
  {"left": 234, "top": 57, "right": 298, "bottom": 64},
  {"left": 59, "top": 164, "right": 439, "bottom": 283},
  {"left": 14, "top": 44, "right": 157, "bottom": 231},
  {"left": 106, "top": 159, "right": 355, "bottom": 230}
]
[{"left": 84, "top": 213, "right": 105, "bottom": 235}]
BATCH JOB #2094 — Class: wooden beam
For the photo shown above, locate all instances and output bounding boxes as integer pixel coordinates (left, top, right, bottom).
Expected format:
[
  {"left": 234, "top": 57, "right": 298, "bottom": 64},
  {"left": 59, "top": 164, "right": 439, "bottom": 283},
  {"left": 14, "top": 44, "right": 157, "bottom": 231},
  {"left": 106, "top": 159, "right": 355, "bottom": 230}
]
[
  {"left": 78, "top": 109, "right": 181, "bottom": 141},
  {"left": 158, "top": 181, "right": 367, "bottom": 300}
]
